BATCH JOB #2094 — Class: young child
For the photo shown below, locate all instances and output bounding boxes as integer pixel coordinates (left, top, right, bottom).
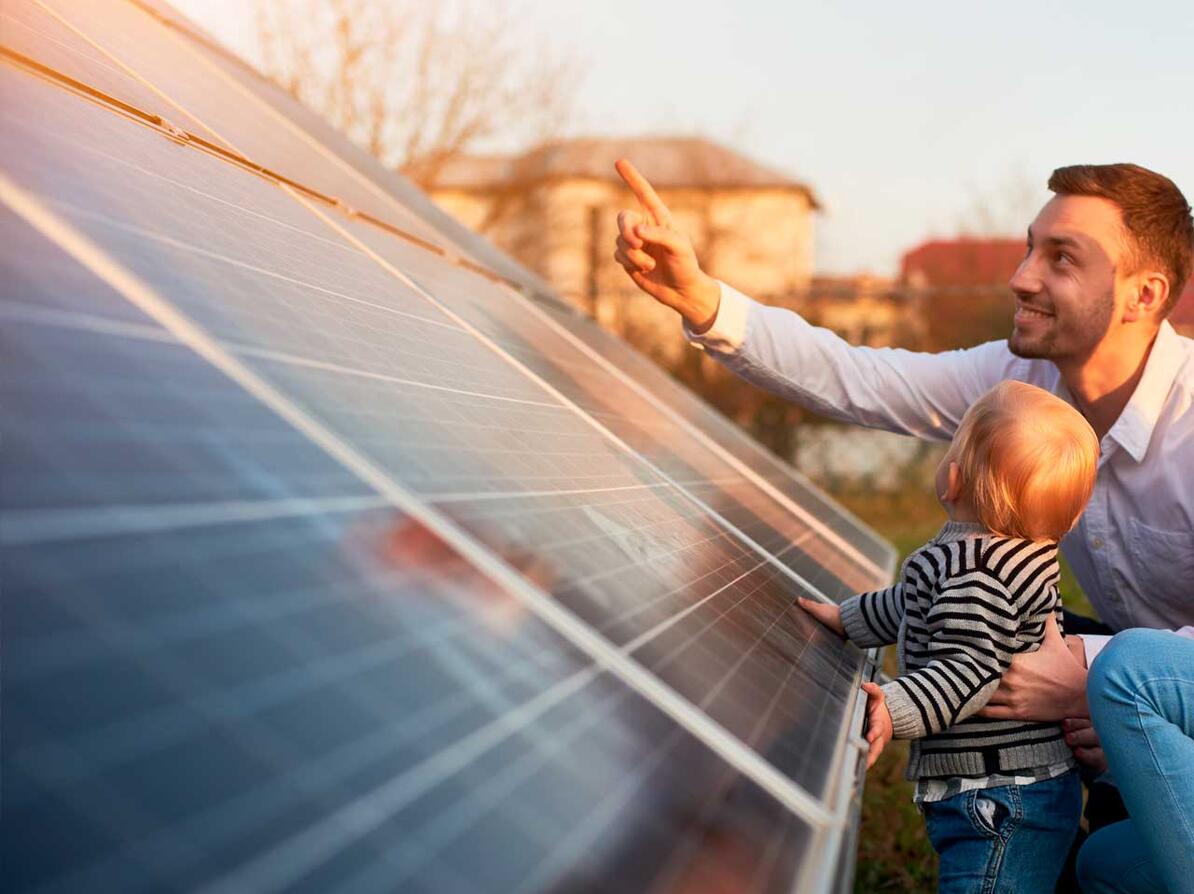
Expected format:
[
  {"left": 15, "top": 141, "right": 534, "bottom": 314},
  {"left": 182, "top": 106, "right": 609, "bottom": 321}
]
[{"left": 800, "top": 380, "right": 1099, "bottom": 892}]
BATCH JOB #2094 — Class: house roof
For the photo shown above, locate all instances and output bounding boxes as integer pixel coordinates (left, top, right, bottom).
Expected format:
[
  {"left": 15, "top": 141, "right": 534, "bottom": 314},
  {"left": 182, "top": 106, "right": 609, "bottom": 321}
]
[
  {"left": 422, "top": 137, "right": 821, "bottom": 206},
  {"left": 901, "top": 239, "right": 1194, "bottom": 332},
  {"left": 900, "top": 237, "right": 1027, "bottom": 287}
]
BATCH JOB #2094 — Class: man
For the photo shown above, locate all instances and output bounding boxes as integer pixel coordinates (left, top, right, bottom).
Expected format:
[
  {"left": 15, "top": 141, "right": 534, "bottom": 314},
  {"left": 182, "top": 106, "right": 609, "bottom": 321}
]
[{"left": 613, "top": 160, "right": 1193, "bottom": 868}]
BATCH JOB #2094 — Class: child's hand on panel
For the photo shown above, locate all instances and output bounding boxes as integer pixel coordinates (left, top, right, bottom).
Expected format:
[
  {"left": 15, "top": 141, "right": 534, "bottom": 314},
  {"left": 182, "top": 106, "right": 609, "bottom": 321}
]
[
  {"left": 796, "top": 597, "right": 845, "bottom": 636},
  {"left": 861, "top": 682, "right": 894, "bottom": 769}
]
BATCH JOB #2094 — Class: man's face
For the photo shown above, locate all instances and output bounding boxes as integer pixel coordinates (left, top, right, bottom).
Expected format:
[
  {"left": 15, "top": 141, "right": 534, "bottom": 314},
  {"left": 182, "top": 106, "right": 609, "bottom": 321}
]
[{"left": 1007, "top": 195, "right": 1126, "bottom": 361}]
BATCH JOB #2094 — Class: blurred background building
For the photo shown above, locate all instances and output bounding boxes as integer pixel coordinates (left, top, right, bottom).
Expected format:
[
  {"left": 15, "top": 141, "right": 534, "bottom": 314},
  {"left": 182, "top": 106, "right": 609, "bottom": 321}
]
[{"left": 423, "top": 136, "right": 820, "bottom": 365}]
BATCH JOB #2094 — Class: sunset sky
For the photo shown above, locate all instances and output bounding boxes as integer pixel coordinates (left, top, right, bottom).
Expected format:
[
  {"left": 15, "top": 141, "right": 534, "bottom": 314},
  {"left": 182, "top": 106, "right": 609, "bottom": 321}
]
[{"left": 174, "top": 0, "right": 1193, "bottom": 276}]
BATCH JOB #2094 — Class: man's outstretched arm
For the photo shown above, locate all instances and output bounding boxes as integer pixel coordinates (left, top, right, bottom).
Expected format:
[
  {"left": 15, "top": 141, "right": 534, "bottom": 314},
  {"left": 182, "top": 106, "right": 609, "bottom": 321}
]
[{"left": 613, "top": 159, "right": 1025, "bottom": 440}]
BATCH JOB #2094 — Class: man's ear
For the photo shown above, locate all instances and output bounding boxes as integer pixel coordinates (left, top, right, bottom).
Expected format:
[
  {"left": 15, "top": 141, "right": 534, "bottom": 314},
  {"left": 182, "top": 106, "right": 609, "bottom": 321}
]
[
  {"left": 1124, "top": 270, "right": 1170, "bottom": 323},
  {"left": 942, "top": 461, "right": 963, "bottom": 502}
]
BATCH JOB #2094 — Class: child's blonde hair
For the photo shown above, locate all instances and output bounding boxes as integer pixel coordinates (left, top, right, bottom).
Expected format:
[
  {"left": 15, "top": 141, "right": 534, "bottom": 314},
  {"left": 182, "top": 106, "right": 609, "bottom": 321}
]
[{"left": 948, "top": 381, "right": 1099, "bottom": 541}]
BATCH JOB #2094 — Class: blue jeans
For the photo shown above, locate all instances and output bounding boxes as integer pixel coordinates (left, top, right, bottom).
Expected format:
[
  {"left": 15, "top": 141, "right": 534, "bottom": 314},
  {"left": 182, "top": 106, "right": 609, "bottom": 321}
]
[
  {"left": 922, "top": 770, "right": 1080, "bottom": 894},
  {"left": 1077, "top": 629, "right": 1194, "bottom": 894}
]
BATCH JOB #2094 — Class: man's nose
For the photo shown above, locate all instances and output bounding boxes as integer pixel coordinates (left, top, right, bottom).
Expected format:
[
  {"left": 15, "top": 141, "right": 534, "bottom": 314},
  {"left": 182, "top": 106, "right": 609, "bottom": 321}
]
[{"left": 1009, "top": 254, "right": 1042, "bottom": 296}]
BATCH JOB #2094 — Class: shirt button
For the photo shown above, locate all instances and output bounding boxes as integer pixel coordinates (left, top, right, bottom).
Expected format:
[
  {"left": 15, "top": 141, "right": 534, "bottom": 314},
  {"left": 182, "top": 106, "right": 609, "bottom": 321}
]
[{"left": 1091, "top": 537, "right": 1105, "bottom": 549}]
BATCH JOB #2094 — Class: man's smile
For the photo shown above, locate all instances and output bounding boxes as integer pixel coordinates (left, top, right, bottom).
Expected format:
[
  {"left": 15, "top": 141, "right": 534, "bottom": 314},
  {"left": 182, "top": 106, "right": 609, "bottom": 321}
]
[{"left": 1014, "top": 303, "right": 1054, "bottom": 324}]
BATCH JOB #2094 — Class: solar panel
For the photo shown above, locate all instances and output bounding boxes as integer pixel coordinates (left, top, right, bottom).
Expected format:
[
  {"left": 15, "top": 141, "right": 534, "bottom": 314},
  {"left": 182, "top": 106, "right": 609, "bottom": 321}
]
[
  {"left": 529, "top": 298, "right": 897, "bottom": 576},
  {"left": 1, "top": 3, "right": 896, "bottom": 891},
  {"left": 12, "top": 0, "right": 561, "bottom": 297},
  {"left": 130, "top": 0, "right": 563, "bottom": 301}
]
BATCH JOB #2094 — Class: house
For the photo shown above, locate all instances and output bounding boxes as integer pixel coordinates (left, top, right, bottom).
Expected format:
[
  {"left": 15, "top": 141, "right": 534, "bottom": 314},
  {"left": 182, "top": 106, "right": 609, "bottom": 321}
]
[
  {"left": 896, "top": 237, "right": 1024, "bottom": 350},
  {"left": 422, "top": 137, "right": 821, "bottom": 363}
]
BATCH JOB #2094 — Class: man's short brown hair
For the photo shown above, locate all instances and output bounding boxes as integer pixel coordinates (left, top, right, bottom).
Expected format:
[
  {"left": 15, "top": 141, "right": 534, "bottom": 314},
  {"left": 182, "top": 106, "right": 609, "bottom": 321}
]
[{"left": 1048, "top": 163, "right": 1194, "bottom": 315}]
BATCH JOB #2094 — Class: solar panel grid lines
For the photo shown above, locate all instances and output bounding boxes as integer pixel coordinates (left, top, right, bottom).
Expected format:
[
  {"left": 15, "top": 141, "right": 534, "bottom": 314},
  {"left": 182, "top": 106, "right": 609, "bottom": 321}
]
[
  {"left": 0, "top": 165, "right": 840, "bottom": 822},
  {"left": 18, "top": 513, "right": 811, "bottom": 888},
  {"left": 317, "top": 213, "right": 875, "bottom": 603},
  {"left": 117, "top": 0, "right": 565, "bottom": 302},
  {"left": 2, "top": 182, "right": 831, "bottom": 892},
  {"left": 9, "top": 520, "right": 711, "bottom": 892},
  {"left": 0, "top": 171, "right": 568, "bottom": 432},
  {"left": 7, "top": 104, "right": 802, "bottom": 888},
  {"left": 295, "top": 199, "right": 860, "bottom": 608},
  {"left": 2, "top": 6, "right": 898, "bottom": 889},
  {"left": 532, "top": 298, "right": 897, "bottom": 578},
  {"left": 497, "top": 282, "right": 889, "bottom": 592},
  {"left": 32, "top": 0, "right": 565, "bottom": 302},
  {"left": 112, "top": 0, "right": 531, "bottom": 288},
  {"left": 1, "top": 208, "right": 549, "bottom": 888},
  {"left": 4, "top": 6, "right": 888, "bottom": 599},
  {"left": 29, "top": 0, "right": 458, "bottom": 252},
  {"left": 10, "top": 522, "right": 587, "bottom": 888},
  {"left": 377, "top": 290, "right": 874, "bottom": 599},
  {"left": 0, "top": 1, "right": 214, "bottom": 139},
  {"left": 2, "top": 162, "right": 859, "bottom": 892},
  {"left": 517, "top": 610, "right": 821, "bottom": 894}
]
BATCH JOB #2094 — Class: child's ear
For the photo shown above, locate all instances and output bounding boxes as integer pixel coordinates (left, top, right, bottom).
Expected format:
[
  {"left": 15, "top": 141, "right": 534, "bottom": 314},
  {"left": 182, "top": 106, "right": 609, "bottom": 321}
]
[{"left": 942, "top": 461, "right": 963, "bottom": 502}]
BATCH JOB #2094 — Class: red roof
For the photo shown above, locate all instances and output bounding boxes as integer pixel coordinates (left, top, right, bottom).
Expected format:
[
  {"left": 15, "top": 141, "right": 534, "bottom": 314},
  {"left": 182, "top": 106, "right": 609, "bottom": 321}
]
[
  {"left": 899, "top": 238, "right": 1194, "bottom": 331},
  {"left": 900, "top": 238, "right": 1025, "bottom": 288}
]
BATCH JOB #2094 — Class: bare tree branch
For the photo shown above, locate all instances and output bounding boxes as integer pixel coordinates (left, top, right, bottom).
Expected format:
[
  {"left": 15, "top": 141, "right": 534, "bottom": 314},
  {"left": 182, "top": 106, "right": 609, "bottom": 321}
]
[{"left": 251, "top": 0, "right": 583, "bottom": 187}]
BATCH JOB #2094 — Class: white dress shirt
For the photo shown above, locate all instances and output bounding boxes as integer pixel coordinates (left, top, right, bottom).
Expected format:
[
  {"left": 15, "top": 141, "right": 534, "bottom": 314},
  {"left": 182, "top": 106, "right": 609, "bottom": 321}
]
[{"left": 686, "top": 282, "right": 1194, "bottom": 656}]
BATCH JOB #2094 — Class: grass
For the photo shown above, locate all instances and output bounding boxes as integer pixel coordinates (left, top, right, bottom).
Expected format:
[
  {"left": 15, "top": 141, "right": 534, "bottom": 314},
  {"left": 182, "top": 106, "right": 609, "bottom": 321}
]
[{"left": 826, "top": 484, "right": 1095, "bottom": 892}]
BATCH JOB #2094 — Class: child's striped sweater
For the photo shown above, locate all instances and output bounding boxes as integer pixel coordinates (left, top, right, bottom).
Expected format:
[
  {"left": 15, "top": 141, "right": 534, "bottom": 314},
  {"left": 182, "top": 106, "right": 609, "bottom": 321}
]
[{"left": 840, "top": 520, "right": 1076, "bottom": 780}]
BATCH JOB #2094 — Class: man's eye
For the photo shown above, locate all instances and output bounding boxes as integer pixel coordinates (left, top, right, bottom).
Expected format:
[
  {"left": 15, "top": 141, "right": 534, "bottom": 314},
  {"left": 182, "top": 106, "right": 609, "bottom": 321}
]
[{"left": 1055, "top": 252, "right": 1072, "bottom": 265}]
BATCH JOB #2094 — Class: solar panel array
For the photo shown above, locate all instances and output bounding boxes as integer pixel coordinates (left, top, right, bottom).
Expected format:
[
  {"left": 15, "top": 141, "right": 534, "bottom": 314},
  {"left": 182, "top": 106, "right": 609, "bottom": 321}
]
[{"left": 1, "top": 2, "right": 896, "bottom": 892}]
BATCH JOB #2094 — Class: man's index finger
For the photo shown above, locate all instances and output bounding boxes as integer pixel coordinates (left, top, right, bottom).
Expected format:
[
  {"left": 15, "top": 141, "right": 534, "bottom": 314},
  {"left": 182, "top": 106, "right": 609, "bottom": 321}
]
[{"left": 615, "top": 159, "right": 673, "bottom": 226}]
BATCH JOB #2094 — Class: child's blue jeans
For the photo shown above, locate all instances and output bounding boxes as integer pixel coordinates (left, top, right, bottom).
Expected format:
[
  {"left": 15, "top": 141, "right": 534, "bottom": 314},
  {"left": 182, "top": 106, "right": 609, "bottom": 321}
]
[{"left": 921, "top": 769, "right": 1081, "bottom": 894}]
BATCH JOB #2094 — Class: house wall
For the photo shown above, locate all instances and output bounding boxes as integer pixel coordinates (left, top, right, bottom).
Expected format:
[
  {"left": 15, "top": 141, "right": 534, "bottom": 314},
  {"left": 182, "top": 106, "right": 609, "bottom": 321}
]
[
  {"left": 427, "top": 178, "right": 817, "bottom": 363},
  {"left": 430, "top": 180, "right": 815, "bottom": 295}
]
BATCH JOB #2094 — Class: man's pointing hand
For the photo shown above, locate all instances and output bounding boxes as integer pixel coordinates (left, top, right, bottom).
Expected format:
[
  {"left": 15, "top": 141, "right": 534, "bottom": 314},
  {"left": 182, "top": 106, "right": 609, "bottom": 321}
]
[{"left": 613, "top": 159, "right": 721, "bottom": 332}]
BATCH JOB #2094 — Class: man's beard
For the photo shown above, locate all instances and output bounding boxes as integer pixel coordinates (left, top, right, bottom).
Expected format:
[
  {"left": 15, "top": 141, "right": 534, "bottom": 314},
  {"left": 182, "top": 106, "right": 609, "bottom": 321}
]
[
  {"left": 1008, "top": 325, "right": 1057, "bottom": 359},
  {"left": 1007, "top": 289, "right": 1115, "bottom": 361}
]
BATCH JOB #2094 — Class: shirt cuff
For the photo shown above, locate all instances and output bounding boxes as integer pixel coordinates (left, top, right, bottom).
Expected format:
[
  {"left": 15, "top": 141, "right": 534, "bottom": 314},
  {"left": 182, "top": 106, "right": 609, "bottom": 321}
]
[
  {"left": 1081, "top": 634, "right": 1112, "bottom": 667},
  {"left": 880, "top": 680, "right": 925, "bottom": 739},
  {"left": 682, "top": 281, "right": 750, "bottom": 353},
  {"left": 839, "top": 595, "right": 873, "bottom": 646}
]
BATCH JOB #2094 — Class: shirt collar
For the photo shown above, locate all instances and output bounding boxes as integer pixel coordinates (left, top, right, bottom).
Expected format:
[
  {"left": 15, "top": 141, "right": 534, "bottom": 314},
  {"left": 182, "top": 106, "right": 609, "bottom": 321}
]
[{"left": 1104, "top": 321, "right": 1186, "bottom": 463}]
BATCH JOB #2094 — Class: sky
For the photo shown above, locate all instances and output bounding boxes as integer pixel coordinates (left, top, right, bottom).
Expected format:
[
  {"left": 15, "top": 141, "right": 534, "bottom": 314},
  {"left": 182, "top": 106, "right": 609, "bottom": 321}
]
[{"left": 174, "top": 0, "right": 1193, "bottom": 275}]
